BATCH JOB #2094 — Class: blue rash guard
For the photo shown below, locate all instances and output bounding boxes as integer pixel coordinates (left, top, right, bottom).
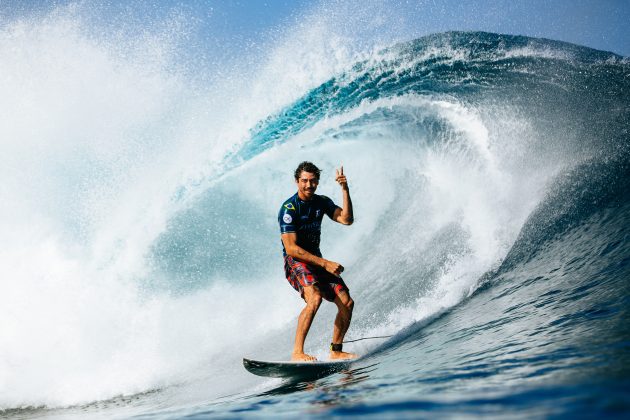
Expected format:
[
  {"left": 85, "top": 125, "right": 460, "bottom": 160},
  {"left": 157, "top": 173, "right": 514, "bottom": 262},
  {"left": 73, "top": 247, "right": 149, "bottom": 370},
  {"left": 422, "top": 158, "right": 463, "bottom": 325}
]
[{"left": 278, "top": 192, "right": 340, "bottom": 257}]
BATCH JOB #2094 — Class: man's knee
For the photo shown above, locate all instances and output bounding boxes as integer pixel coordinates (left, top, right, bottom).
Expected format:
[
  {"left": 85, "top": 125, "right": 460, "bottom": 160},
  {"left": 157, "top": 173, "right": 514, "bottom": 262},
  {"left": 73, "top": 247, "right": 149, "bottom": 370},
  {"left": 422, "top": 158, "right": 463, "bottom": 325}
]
[
  {"left": 309, "top": 294, "right": 322, "bottom": 310},
  {"left": 343, "top": 297, "right": 354, "bottom": 316},
  {"left": 337, "top": 293, "right": 354, "bottom": 314},
  {"left": 304, "top": 286, "right": 322, "bottom": 310}
]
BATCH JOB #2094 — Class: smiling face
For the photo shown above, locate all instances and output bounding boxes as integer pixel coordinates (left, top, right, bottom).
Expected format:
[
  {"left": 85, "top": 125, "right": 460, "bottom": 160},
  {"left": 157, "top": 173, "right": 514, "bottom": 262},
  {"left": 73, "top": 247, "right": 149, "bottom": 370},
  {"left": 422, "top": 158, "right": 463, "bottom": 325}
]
[{"left": 296, "top": 170, "right": 319, "bottom": 201}]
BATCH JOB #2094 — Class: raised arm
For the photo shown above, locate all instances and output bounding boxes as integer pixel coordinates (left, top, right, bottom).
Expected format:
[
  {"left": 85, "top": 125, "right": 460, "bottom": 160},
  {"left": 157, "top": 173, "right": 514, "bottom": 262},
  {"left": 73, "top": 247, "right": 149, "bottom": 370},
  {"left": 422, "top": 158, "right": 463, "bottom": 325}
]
[
  {"left": 281, "top": 232, "right": 344, "bottom": 276},
  {"left": 332, "top": 166, "right": 354, "bottom": 225}
]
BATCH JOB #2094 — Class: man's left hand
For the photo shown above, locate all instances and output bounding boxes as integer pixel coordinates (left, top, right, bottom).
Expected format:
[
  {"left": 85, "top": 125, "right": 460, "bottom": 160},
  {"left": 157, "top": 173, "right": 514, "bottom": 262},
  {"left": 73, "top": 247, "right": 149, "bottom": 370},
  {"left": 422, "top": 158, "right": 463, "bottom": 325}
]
[{"left": 335, "top": 166, "right": 348, "bottom": 189}]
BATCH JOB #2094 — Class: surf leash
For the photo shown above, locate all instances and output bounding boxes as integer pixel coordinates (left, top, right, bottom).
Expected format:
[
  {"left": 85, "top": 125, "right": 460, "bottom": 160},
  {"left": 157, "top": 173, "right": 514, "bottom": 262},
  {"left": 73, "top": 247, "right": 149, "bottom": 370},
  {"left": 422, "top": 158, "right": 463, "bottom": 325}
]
[{"left": 343, "top": 335, "right": 393, "bottom": 344}]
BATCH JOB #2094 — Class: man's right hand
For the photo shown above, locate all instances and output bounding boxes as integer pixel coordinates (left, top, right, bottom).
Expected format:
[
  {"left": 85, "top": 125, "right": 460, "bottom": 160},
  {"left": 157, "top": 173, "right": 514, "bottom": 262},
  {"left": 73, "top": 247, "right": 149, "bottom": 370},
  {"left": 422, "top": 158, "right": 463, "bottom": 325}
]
[{"left": 323, "top": 260, "right": 344, "bottom": 276}]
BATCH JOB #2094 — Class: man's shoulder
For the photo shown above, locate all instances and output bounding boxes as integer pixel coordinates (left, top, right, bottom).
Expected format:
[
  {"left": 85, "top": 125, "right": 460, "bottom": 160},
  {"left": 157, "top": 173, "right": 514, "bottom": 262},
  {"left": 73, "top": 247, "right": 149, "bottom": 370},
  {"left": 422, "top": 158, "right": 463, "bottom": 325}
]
[
  {"left": 280, "top": 193, "right": 298, "bottom": 212},
  {"left": 314, "top": 194, "right": 335, "bottom": 206}
]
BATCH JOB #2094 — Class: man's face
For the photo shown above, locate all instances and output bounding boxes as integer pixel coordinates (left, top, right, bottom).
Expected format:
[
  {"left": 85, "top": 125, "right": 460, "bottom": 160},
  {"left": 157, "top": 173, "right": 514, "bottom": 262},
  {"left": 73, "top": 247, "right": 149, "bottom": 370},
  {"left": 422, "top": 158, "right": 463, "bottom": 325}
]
[{"left": 296, "top": 171, "right": 319, "bottom": 200}]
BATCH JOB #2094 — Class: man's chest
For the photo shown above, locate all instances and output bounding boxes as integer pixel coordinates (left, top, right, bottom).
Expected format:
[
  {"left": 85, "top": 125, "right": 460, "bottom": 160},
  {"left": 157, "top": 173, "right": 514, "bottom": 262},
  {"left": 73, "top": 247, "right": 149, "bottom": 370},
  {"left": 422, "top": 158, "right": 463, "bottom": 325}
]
[{"left": 296, "top": 205, "right": 324, "bottom": 231}]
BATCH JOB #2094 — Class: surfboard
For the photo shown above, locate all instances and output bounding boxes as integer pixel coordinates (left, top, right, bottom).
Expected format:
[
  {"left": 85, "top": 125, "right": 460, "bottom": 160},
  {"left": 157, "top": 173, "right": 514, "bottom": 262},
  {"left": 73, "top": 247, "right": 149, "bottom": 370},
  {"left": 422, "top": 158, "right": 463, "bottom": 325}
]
[{"left": 243, "top": 357, "right": 357, "bottom": 380}]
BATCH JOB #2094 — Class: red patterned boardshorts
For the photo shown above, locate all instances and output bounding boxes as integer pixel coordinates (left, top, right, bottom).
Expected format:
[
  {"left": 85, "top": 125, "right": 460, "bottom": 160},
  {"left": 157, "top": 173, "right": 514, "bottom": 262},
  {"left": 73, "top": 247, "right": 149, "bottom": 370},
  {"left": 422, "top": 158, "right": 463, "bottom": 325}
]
[{"left": 284, "top": 255, "right": 349, "bottom": 302}]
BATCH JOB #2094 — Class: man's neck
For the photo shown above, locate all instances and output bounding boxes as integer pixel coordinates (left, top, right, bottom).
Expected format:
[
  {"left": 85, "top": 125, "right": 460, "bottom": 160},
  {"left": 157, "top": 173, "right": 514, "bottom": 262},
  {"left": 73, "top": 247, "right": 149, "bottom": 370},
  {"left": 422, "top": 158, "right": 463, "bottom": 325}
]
[{"left": 297, "top": 191, "right": 314, "bottom": 201}]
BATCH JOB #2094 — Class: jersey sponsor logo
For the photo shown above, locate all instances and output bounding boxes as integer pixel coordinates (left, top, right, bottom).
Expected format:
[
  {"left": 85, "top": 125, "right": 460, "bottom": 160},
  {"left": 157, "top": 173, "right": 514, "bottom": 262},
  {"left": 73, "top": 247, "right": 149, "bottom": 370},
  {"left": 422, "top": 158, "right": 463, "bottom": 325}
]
[
  {"left": 284, "top": 203, "right": 296, "bottom": 210},
  {"left": 299, "top": 221, "right": 321, "bottom": 230},
  {"left": 283, "top": 213, "right": 293, "bottom": 224}
]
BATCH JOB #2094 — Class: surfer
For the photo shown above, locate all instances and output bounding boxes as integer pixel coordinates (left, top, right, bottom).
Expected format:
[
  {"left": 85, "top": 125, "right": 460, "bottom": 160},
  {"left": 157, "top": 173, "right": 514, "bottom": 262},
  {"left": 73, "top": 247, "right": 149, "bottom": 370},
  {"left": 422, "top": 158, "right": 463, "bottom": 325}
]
[{"left": 279, "top": 161, "right": 357, "bottom": 361}]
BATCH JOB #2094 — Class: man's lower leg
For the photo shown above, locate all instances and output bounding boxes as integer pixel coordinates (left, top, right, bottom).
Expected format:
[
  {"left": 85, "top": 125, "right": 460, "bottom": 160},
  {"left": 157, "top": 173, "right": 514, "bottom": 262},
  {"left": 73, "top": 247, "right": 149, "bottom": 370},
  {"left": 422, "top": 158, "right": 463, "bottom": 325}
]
[
  {"left": 292, "top": 286, "right": 321, "bottom": 361},
  {"left": 330, "top": 295, "right": 356, "bottom": 359}
]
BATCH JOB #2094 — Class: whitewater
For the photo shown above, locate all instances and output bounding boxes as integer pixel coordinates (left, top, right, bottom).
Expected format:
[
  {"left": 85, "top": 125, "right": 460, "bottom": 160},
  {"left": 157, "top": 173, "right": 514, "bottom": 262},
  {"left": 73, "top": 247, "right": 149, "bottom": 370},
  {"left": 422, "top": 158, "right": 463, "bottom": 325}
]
[{"left": 1, "top": 3, "right": 629, "bottom": 419}]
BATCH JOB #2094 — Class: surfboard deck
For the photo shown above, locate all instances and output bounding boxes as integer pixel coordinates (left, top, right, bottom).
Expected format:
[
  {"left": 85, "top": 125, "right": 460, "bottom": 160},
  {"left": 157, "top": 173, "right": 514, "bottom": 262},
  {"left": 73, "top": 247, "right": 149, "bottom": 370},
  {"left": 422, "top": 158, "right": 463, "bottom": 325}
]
[{"left": 243, "top": 357, "right": 358, "bottom": 380}]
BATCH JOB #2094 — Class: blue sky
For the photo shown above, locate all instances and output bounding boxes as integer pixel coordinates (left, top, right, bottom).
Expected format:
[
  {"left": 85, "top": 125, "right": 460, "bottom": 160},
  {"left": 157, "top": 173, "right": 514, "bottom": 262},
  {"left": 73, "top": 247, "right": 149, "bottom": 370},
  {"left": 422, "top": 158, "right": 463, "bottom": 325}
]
[
  {"left": 2, "top": 0, "right": 628, "bottom": 56},
  {"left": 137, "top": 0, "right": 630, "bottom": 56}
]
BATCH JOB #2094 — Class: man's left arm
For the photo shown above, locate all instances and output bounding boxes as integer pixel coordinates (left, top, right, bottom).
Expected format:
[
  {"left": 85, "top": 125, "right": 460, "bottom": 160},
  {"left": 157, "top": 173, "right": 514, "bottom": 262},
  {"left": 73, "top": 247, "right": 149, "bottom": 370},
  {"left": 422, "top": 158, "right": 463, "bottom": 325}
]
[{"left": 332, "top": 166, "right": 353, "bottom": 225}]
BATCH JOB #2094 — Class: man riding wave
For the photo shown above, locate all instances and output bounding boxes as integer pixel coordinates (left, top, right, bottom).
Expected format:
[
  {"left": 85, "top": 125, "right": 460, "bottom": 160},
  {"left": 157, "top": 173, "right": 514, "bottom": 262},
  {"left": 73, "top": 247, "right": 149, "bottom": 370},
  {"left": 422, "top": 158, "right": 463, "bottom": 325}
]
[{"left": 278, "top": 161, "right": 357, "bottom": 361}]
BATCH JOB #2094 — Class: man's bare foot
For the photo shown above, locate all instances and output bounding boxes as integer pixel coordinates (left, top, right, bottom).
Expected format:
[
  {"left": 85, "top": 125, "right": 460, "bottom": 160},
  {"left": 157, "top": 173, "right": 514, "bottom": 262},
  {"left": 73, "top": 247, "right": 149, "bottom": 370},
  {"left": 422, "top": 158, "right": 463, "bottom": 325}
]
[
  {"left": 330, "top": 351, "right": 358, "bottom": 360},
  {"left": 292, "top": 352, "right": 317, "bottom": 362}
]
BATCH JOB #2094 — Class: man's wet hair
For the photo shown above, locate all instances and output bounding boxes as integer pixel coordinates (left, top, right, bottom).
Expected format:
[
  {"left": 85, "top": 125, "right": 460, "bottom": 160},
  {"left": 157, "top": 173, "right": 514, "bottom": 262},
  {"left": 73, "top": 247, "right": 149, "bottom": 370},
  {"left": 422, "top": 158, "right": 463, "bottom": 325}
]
[{"left": 294, "top": 161, "right": 321, "bottom": 181}]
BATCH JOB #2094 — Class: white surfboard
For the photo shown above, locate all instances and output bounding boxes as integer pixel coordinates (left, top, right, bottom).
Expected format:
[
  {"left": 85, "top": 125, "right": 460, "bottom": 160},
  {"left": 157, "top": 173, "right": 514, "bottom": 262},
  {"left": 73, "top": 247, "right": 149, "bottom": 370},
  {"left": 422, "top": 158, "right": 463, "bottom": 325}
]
[{"left": 243, "top": 357, "right": 358, "bottom": 379}]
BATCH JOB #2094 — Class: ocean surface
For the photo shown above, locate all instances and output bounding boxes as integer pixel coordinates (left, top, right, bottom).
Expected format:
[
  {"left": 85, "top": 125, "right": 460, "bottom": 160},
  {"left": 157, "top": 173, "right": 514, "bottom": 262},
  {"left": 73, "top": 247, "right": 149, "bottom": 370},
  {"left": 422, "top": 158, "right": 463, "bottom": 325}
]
[{"left": 1, "top": 4, "right": 629, "bottom": 419}]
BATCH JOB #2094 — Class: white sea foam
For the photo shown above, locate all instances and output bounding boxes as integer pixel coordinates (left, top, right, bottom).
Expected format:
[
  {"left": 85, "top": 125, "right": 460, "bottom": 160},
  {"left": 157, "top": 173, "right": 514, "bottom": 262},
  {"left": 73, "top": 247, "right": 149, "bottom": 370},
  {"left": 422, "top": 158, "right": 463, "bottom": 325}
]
[{"left": 0, "top": 3, "right": 392, "bottom": 409}]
